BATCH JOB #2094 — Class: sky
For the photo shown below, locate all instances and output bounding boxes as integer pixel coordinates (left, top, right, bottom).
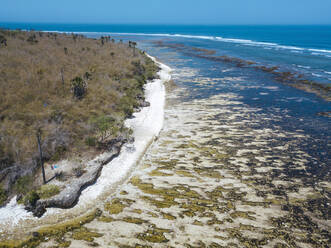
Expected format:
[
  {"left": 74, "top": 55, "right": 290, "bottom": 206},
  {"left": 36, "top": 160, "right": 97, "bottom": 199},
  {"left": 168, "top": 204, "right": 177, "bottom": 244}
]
[{"left": 1, "top": 0, "right": 331, "bottom": 25}]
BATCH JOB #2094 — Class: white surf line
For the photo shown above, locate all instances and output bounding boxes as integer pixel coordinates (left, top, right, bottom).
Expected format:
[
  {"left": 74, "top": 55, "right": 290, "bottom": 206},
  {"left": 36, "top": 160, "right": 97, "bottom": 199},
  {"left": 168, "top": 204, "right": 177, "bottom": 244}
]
[
  {"left": 40, "top": 30, "right": 331, "bottom": 58},
  {"left": 0, "top": 56, "right": 171, "bottom": 231}
]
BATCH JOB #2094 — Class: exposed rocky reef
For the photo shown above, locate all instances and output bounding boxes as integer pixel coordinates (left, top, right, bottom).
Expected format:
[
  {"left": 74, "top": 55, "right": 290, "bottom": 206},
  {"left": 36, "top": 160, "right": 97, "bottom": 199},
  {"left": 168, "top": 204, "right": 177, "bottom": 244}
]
[{"left": 154, "top": 40, "right": 331, "bottom": 102}]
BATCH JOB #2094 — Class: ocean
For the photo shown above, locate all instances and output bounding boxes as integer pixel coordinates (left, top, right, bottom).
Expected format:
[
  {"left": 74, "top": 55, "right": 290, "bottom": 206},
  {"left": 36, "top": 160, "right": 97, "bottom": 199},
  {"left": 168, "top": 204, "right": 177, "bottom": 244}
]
[{"left": 0, "top": 23, "right": 330, "bottom": 246}]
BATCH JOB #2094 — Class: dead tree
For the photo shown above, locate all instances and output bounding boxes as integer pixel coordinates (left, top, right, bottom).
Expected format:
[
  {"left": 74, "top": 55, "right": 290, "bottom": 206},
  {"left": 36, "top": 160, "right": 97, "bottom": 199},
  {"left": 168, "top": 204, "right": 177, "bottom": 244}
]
[
  {"left": 131, "top": 41, "right": 137, "bottom": 56},
  {"left": 36, "top": 128, "right": 46, "bottom": 184},
  {"left": 60, "top": 68, "right": 65, "bottom": 94}
]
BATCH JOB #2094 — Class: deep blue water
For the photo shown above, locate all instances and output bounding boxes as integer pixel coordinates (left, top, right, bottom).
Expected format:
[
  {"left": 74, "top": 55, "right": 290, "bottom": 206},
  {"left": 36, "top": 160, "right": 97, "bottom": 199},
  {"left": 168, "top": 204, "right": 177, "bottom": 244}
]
[{"left": 1, "top": 23, "right": 330, "bottom": 169}]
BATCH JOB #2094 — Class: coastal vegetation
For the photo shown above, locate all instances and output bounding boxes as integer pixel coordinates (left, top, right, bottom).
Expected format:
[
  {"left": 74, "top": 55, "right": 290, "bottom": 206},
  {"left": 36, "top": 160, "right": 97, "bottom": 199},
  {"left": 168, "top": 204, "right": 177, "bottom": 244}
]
[{"left": 0, "top": 29, "right": 159, "bottom": 206}]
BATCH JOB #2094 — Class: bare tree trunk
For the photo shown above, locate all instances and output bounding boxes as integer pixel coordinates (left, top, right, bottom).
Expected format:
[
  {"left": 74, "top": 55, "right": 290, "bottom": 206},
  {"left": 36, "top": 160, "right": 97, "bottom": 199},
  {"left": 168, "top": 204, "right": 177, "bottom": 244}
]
[
  {"left": 131, "top": 42, "right": 137, "bottom": 56},
  {"left": 60, "top": 68, "right": 65, "bottom": 95},
  {"left": 37, "top": 129, "right": 46, "bottom": 184}
]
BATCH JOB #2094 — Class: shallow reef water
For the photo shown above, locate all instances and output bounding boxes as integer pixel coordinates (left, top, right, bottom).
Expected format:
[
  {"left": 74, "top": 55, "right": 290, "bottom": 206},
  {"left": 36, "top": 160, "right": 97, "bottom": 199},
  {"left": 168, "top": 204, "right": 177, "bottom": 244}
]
[
  {"left": 77, "top": 43, "right": 329, "bottom": 247},
  {"left": 31, "top": 77, "right": 329, "bottom": 247},
  {"left": 81, "top": 87, "right": 328, "bottom": 247}
]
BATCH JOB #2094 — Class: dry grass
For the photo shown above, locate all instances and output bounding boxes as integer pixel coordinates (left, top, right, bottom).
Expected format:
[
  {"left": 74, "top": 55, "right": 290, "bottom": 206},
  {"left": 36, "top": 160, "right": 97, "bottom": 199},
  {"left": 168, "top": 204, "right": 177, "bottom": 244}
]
[{"left": 0, "top": 29, "right": 158, "bottom": 198}]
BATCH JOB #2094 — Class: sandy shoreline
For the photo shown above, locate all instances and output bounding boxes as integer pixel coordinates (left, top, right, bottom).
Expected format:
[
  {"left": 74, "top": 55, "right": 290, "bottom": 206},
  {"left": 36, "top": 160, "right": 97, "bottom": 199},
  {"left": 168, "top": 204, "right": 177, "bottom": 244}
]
[{"left": 0, "top": 56, "right": 171, "bottom": 234}]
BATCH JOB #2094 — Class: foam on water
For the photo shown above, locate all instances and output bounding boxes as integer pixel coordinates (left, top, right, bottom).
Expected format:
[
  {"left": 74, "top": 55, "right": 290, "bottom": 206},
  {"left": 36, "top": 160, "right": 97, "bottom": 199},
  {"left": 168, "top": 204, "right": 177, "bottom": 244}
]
[
  {"left": 308, "top": 48, "right": 331, "bottom": 54},
  {"left": 40, "top": 30, "right": 331, "bottom": 59},
  {"left": 42, "top": 30, "right": 330, "bottom": 51},
  {"left": 297, "top": 65, "right": 311, "bottom": 69},
  {"left": 109, "top": 32, "right": 331, "bottom": 55},
  {"left": 0, "top": 197, "right": 33, "bottom": 228}
]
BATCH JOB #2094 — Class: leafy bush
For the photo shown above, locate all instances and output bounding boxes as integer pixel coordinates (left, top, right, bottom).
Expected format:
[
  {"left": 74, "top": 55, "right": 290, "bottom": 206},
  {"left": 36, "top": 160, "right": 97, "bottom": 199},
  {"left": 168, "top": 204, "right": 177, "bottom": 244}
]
[
  {"left": 0, "top": 35, "right": 7, "bottom": 47},
  {"left": 14, "top": 175, "right": 33, "bottom": 194},
  {"left": 37, "top": 184, "right": 60, "bottom": 199},
  {"left": 71, "top": 76, "right": 87, "bottom": 99},
  {"left": 26, "top": 34, "right": 38, "bottom": 44},
  {"left": 23, "top": 190, "right": 39, "bottom": 206},
  {"left": 49, "top": 109, "right": 63, "bottom": 124},
  {"left": 89, "top": 115, "right": 118, "bottom": 141},
  {"left": 84, "top": 71, "right": 92, "bottom": 80},
  {"left": 0, "top": 187, "right": 7, "bottom": 205},
  {"left": 85, "top": 136, "right": 97, "bottom": 147},
  {"left": 119, "top": 96, "right": 135, "bottom": 117},
  {"left": 50, "top": 146, "right": 67, "bottom": 162},
  {"left": 72, "top": 167, "right": 87, "bottom": 178},
  {"left": 0, "top": 142, "right": 14, "bottom": 170}
]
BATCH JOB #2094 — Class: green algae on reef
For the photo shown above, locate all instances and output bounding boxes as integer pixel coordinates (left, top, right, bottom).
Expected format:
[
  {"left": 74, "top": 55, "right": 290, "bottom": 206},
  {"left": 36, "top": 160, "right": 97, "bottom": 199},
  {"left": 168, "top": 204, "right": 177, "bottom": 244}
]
[
  {"left": 88, "top": 91, "right": 330, "bottom": 247},
  {"left": 0, "top": 209, "right": 102, "bottom": 248},
  {"left": 71, "top": 227, "right": 103, "bottom": 242},
  {"left": 136, "top": 225, "right": 172, "bottom": 243},
  {"left": 104, "top": 198, "right": 128, "bottom": 215}
]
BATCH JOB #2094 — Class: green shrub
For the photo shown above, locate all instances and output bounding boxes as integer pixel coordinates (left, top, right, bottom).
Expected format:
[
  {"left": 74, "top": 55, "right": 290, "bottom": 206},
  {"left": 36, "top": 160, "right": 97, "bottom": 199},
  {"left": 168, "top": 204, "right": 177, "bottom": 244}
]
[
  {"left": 0, "top": 142, "right": 14, "bottom": 170},
  {"left": 89, "top": 115, "right": 117, "bottom": 141},
  {"left": 14, "top": 175, "right": 33, "bottom": 194},
  {"left": 0, "top": 34, "right": 7, "bottom": 47},
  {"left": 84, "top": 71, "right": 92, "bottom": 80},
  {"left": 51, "top": 146, "right": 67, "bottom": 162},
  {"left": 0, "top": 187, "right": 7, "bottom": 205},
  {"left": 37, "top": 184, "right": 60, "bottom": 199},
  {"left": 23, "top": 190, "right": 40, "bottom": 206},
  {"left": 119, "top": 96, "right": 135, "bottom": 117},
  {"left": 26, "top": 34, "right": 38, "bottom": 44},
  {"left": 85, "top": 136, "right": 97, "bottom": 147},
  {"left": 71, "top": 76, "right": 87, "bottom": 99},
  {"left": 72, "top": 167, "right": 87, "bottom": 178},
  {"left": 49, "top": 109, "right": 63, "bottom": 123}
]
